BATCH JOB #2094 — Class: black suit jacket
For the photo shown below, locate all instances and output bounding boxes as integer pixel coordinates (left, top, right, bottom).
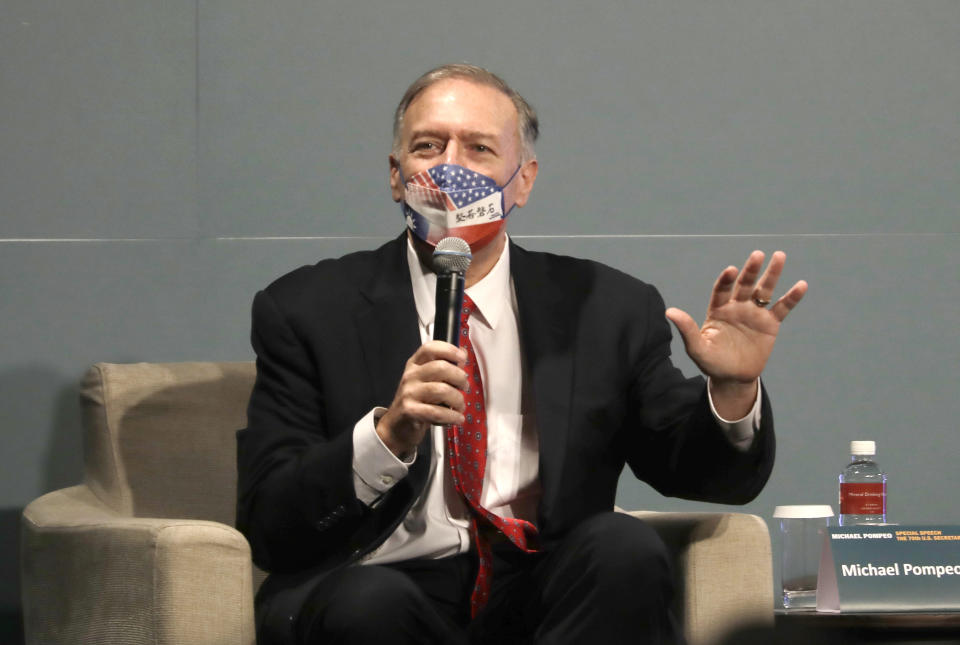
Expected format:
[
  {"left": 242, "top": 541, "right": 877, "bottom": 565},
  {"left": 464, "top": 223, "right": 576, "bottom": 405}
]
[{"left": 236, "top": 234, "right": 775, "bottom": 641}]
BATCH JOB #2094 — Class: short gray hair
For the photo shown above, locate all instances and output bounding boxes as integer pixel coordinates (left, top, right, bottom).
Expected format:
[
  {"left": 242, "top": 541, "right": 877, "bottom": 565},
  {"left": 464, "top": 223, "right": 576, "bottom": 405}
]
[{"left": 392, "top": 63, "right": 539, "bottom": 162}]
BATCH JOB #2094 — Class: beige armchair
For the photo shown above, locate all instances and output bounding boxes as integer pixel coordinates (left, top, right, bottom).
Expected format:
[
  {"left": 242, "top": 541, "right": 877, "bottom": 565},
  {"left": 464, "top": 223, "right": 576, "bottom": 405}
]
[{"left": 21, "top": 362, "right": 773, "bottom": 645}]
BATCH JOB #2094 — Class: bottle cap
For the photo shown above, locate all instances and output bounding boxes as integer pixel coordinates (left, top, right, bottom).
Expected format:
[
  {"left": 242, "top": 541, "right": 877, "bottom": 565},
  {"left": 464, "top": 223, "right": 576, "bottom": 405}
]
[
  {"left": 773, "top": 505, "right": 835, "bottom": 518},
  {"left": 850, "top": 440, "right": 876, "bottom": 455}
]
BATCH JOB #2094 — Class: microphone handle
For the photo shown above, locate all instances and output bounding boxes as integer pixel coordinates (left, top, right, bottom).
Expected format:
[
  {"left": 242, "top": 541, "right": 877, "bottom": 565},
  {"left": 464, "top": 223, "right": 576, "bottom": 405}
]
[{"left": 433, "top": 271, "right": 465, "bottom": 347}]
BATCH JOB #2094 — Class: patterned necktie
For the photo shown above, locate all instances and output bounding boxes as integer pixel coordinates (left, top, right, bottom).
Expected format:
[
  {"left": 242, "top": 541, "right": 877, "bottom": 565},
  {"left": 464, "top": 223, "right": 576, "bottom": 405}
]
[{"left": 445, "top": 294, "right": 539, "bottom": 617}]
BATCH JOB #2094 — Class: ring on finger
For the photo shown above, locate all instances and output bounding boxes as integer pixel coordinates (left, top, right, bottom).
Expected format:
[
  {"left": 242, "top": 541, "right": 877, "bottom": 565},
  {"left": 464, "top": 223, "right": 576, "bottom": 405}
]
[{"left": 752, "top": 291, "right": 771, "bottom": 307}]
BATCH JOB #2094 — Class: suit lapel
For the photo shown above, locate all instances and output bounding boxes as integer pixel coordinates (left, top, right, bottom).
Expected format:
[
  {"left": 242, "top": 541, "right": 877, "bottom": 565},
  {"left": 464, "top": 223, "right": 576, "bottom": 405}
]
[
  {"left": 354, "top": 235, "right": 421, "bottom": 407},
  {"left": 353, "top": 234, "right": 432, "bottom": 497},
  {"left": 510, "top": 241, "right": 577, "bottom": 531}
]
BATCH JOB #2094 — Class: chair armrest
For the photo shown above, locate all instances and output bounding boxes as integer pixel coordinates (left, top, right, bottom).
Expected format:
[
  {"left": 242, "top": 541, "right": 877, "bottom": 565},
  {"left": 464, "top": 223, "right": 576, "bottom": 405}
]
[
  {"left": 21, "top": 485, "right": 255, "bottom": 645},
  {"left": 623, "top": 511, "right": 773, "bottom": 645}
]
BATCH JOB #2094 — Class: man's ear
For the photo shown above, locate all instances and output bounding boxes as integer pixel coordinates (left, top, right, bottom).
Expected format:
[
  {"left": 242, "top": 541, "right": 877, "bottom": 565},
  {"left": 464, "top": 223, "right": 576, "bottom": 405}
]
[
  {"left": 389, "top": 154, "right": 404, "bottom": 202},
  {"left": 512, "top": 158, "right": 539, "bottom": 209}
]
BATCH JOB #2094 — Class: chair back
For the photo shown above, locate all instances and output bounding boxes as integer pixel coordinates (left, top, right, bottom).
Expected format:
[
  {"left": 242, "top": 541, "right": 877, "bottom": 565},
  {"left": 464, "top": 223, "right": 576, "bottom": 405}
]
[{"left": 81, "top": 362, "right": 255, "bottom": 526}]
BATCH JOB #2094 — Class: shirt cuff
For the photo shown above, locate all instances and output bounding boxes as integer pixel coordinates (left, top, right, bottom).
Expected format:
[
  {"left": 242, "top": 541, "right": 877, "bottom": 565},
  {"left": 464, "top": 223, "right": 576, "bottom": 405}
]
[
  {"left": 352, "top": 407, "right": 415, "bottom": 505},
  {"left": 707, "top": 378, "right": 762, "bottom": 452}
]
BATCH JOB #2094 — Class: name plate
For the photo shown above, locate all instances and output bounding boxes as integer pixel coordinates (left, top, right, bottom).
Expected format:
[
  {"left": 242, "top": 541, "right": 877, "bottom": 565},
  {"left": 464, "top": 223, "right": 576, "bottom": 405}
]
[{"left": 817, "top": 525, "right": 960, "bottom": 612}]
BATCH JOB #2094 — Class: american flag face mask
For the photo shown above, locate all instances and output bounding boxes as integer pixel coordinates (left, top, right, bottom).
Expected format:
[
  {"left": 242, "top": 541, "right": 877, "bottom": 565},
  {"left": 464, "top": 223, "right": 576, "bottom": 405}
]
[{"left": 401, "top": 163, "right": 521, "bottom": 247}]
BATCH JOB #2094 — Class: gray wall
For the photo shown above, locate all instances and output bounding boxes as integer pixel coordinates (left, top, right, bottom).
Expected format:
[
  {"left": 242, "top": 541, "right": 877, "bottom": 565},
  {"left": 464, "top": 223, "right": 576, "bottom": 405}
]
[{"left": 2, "top": 0, "right": 958, "bottom": 636}]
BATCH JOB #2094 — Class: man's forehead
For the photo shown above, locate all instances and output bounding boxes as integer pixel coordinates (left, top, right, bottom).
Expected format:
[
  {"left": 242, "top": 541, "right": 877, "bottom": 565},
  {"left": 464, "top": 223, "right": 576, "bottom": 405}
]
[{"left": 401, "top": 78, "right": 519, "bottom": 137}]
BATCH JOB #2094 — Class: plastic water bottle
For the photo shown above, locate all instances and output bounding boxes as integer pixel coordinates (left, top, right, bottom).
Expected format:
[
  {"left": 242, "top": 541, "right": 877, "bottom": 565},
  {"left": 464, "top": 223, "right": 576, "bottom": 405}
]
[{"left": 838, "top": 440, "right": 887, "bottom": 526}]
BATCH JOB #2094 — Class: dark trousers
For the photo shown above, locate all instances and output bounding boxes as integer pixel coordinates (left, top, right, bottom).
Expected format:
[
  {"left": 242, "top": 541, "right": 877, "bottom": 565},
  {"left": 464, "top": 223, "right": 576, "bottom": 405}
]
[{"left": 294, "top": 512, "right": 683, "bottom": 645}]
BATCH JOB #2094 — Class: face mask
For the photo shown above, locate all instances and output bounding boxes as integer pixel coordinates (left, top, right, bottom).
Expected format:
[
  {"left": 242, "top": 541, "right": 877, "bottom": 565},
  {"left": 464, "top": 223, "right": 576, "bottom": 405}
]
[{"left": 401, "top": 163, "right": 521, "bottom": 248}]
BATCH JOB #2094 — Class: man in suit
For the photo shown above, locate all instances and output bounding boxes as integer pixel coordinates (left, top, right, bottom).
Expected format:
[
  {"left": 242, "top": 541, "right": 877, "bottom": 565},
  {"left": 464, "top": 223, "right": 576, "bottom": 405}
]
[{"left": 237, "top": 63, "right": 807, "bottom": 645}]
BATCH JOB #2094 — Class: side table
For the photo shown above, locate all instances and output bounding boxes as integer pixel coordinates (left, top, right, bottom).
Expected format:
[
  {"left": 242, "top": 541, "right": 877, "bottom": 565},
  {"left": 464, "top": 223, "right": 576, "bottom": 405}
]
[{"left": 774, "top": 609, "right": 960, "bottom": 644}]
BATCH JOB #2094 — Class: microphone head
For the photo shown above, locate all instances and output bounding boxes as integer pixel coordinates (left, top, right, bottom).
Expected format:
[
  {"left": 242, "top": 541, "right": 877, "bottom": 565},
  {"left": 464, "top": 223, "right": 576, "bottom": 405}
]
[{"left": 432, "top": 237, "right": 472, "bottom": 275}]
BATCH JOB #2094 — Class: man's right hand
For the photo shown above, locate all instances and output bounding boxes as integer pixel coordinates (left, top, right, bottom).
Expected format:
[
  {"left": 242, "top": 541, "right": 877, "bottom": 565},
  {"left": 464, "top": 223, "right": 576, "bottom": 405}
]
[{"left": 376, "top": 341, "right": 468, "bottom": 458}]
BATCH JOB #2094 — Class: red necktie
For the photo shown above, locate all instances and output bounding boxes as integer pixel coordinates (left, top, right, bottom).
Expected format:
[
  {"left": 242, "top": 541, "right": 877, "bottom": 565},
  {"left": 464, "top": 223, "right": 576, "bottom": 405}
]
[{"left": 445, "top": 294, "right": 539, "bottom": 617}]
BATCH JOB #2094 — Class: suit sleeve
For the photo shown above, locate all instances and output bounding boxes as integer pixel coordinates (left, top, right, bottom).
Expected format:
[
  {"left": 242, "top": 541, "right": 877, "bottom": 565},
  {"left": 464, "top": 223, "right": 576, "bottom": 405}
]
[
  {"left": 623, "top": 283, "right": 775, "bottom": 505},
  {"left": 236, "top": 289, "right": 368, "bottom": 573}
]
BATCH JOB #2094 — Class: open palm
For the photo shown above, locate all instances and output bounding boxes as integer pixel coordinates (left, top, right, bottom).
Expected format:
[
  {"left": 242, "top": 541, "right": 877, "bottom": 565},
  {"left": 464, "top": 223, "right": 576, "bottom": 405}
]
[{"left": 666, "top": 251, "right": 807, "bottom": 384}]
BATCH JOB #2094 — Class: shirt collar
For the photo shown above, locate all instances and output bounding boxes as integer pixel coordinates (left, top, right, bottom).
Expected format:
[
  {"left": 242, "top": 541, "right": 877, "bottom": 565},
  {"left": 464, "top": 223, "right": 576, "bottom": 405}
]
[{"left": 407, "top": 235, "right": 511, "bottom": 333}]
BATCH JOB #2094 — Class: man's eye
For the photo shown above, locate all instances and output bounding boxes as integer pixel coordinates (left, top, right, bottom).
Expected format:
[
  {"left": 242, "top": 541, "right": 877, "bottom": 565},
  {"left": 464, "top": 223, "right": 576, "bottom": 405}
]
[
  {"left": 414, "top": 142, "right": 438, "bottom": 151},
  {"left": 474, "top": 144, "right": 490, "bottom": 153}
]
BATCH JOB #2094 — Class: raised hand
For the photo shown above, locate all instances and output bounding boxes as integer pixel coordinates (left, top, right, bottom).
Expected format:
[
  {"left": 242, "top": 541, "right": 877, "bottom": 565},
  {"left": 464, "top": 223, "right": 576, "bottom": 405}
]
[{"left": 665, "top": 251, "right": 807, "bottom": 416}]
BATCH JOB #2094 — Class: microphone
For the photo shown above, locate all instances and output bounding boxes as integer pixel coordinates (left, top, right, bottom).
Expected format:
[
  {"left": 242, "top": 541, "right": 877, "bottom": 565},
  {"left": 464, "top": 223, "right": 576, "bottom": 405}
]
[{"left": 432, "top": 237, "right": 472, "bottom": 347}]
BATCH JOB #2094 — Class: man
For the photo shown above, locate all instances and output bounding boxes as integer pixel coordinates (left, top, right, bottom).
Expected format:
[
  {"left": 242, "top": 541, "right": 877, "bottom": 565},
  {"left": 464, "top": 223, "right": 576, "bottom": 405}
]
[{"left": 237, "top": 63, "right": 807, "bottom": 645}]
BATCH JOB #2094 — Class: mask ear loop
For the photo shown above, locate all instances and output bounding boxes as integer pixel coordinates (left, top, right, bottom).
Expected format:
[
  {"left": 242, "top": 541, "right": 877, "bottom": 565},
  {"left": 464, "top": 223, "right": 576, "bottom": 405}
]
[
  {"left": 499, "top": 165, "right": 523, "bottom": 217},
  {"left": 501, "top": 164, "right": 523, "bottom": 188}
]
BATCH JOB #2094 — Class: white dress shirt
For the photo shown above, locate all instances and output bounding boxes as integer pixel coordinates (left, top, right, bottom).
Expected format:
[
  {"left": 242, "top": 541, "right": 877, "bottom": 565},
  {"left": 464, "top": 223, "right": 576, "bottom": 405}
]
[{"left": 351, "top": 237, "right": 760, "bottom": 565}]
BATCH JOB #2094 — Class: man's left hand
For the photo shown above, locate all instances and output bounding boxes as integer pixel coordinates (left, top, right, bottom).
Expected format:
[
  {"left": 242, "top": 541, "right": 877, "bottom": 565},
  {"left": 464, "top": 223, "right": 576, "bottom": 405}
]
[{"left": 665, "top": 250, "right": 807, "bottom": 415}]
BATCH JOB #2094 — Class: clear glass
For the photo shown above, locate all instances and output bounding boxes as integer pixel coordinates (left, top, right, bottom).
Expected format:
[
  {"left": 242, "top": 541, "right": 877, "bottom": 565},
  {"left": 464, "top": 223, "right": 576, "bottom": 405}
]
[
  {"left": 779, "top": 515, "right": 831, "bottom": 609},
  {"left": 838, "top": 453, "right": 887, "bottom": 526}
]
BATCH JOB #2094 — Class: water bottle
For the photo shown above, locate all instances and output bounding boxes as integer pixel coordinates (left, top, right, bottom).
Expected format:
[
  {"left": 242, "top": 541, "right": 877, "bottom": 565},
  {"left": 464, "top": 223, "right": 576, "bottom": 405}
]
[{"left": 838, "top": 440, "right": 887, "bottom": 526}]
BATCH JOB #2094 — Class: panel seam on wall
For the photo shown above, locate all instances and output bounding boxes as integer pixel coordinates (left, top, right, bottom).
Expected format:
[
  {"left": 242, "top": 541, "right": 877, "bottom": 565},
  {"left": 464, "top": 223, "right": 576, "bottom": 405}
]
[
  {"left": 0, "top": 233, "right": 957, "bottom": 244},
  {"left": 194, "top": 0, "right": 201, "bottom": 242}
]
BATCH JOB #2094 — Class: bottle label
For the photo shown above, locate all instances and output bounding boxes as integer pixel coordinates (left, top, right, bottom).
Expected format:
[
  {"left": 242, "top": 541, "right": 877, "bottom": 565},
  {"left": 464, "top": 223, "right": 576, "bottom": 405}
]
[{"left": 840, "top": 482, "right": 886, "bottom": 515}]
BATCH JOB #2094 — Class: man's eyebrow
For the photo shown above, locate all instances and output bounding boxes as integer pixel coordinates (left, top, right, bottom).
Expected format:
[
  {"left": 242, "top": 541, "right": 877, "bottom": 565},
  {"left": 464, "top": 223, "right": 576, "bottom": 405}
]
[{"left": 460, "top": 130, "right": 500, "bottom": 143}]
